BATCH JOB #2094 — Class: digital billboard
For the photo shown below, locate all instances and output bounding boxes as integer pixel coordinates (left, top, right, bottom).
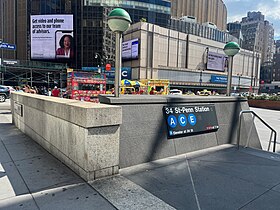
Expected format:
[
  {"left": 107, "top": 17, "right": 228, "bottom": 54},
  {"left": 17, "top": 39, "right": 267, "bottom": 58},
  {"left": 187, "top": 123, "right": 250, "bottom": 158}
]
[
  {"left": 31, "top": 14, "right": 74, "bottom": 60},
  {"left": 207, "top": 51, "right": 225, "bottom": 72},
  {"left": 122, "top": 38, "right": 139, "bottom": 61}
]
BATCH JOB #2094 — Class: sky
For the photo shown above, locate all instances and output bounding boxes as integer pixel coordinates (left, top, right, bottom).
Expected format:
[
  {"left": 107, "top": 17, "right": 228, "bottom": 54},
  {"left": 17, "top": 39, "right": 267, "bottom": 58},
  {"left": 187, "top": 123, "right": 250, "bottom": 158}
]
[{"left": 223, "top": 0, "right": 280, "bottom": 40}]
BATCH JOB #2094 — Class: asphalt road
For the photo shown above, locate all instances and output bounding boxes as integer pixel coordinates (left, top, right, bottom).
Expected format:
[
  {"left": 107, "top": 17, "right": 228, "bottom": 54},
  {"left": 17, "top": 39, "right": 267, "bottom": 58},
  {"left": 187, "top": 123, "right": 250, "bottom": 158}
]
[{"left": 0, "top": 99, "right": 11, "bottom": 110}]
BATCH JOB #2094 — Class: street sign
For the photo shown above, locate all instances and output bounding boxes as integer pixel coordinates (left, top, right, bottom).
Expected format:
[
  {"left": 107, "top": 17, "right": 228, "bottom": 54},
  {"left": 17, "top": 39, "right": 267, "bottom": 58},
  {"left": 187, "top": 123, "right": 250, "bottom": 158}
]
[
  {"left": 163, "top": 104, "right": 219, "bottom": 138},
  {"left": 211, "top": 75, "right": 227, "bottom": 84},
  {"left": 0, "top": 42, "right": 16, "bottom": 50}
]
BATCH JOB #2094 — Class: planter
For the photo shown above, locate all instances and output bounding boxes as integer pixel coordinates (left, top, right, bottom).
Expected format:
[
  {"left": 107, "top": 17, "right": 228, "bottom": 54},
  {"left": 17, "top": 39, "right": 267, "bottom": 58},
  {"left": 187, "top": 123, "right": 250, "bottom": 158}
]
[{"left": 248, "top": 99, "right": 280, "bottom": 111}]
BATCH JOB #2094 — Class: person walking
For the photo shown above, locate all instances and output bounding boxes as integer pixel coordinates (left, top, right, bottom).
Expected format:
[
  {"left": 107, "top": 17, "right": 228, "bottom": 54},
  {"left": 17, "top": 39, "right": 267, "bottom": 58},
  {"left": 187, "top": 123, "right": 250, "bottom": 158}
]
[
  {"left": 52, "top": 86, "right": 60, "bottom": 97},
  {"left": 150, "top": 87, "right": 156, "bottom": 95}
]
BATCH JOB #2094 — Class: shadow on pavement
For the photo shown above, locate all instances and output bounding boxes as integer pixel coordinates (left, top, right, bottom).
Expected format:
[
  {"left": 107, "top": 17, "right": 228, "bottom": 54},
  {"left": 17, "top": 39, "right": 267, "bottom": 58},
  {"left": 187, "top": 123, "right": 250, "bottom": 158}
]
[{"left": 0, "top": 113, "right": 116, "bottom": 210}]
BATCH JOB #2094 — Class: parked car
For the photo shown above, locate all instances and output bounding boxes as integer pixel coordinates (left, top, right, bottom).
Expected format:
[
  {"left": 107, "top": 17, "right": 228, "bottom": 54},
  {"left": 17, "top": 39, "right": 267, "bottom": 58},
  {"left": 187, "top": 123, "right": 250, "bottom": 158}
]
[
  {"left": 1, "top": 85, "right": 15, "bottom": 95},
  {"left": 121, "top": 87, "right": 136, "bottom": 94},
  {"left": 169, "top": 89, "right": 183, "bottom": 95},
  {"left": 185, "top": 91, "right": 195, "bottom": 96},
  {"left": 230, "top": 92, "right": 240, "bottom": 96},
  {"left": 199, "top": 89, "right": 211, "bottom": 96},
  {"left": 0, "top": 85, "right": 10, "bottom": 102}
]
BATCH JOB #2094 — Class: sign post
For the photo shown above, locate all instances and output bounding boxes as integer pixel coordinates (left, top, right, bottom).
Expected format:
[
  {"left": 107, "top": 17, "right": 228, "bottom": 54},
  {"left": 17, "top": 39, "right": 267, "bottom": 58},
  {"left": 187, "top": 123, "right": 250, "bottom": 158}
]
[
  {"left": 0, "top": 42, "right": 16, "bottom": 50},
  {"left": 0, "top": 41, "right": 17, "bottom": 85}
]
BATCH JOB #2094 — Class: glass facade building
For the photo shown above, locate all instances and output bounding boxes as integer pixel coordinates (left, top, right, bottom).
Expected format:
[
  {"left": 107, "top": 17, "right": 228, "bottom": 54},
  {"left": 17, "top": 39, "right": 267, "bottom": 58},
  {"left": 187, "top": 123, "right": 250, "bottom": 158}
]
[
  {"left": 169, "top": 18, "right": 238, "bottom": 44},
  {"left": 6, "top": 0, "right": 170, "bottom": 70}
]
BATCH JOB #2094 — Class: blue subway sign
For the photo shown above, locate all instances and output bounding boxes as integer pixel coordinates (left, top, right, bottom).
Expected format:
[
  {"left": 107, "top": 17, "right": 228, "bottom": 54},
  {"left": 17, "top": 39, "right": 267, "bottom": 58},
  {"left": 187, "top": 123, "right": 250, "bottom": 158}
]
[
  {"left": 163, "top": 104, "right": 219, "bottom": 138},
  {"left": 211, "top": 75, "right": 227, "bottom": 84},
  {"left": 0, "top": 42, "right": 16, "bottom": 50}
]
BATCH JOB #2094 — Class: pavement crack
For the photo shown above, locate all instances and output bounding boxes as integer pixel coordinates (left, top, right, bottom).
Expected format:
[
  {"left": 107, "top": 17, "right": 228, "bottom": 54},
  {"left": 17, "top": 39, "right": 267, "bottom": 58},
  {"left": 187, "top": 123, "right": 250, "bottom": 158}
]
[{"left": 238, "top": 183, "right": 280, "bottom": 209}]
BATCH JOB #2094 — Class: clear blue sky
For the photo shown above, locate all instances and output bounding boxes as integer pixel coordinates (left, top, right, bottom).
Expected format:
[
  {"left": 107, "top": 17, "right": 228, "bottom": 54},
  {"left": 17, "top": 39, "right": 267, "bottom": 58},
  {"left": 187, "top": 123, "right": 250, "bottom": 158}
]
[{"left": 223, "top": 0, "right": 280, "bottom": 40}]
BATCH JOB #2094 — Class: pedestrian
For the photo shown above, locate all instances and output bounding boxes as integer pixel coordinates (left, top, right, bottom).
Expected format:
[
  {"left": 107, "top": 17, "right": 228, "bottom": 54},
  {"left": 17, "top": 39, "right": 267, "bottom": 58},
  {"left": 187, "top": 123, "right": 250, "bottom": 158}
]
[
  {"left": 48, "top": 88, "right": 52, "bottom": 96},
  {"left": 15, "top": 86, "right": 23, "bottom": 92},
  {"left": 150, "top": 87, "right": 155, "bottom": 95},
  {"left": 52, "top": 86, "right": 60, "bottom": 97}
]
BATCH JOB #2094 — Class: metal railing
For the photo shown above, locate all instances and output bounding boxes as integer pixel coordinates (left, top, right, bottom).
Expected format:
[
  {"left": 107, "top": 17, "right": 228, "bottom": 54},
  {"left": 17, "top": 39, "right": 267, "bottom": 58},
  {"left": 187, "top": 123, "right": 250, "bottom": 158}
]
[{"left": 237, "top": 110, "right": 277, "bottom": 152}]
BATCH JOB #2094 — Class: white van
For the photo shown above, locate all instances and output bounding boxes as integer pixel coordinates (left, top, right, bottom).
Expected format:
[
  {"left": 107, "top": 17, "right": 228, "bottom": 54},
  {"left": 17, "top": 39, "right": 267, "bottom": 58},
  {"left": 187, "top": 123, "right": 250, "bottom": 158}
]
[{"left": 169, "top": 89, "right": 182, "bottom": 95}]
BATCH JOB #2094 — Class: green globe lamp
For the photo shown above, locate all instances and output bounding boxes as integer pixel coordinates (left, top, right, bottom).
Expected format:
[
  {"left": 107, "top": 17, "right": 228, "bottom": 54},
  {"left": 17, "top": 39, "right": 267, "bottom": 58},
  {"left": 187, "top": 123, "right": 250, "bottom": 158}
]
[
  {"left": 108, "top": 8, "right": 132, "bottom": 97},
  {"left": 223, "top": 42, "right": 240, "bottom": 96}
]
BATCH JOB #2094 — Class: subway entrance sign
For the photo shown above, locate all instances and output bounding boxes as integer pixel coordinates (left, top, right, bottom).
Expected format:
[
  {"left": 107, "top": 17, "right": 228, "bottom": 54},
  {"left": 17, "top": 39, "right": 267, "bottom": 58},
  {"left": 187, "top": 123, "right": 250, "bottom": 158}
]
[{"left": 163, "top": 104, "right": 219, "bottom": 138}]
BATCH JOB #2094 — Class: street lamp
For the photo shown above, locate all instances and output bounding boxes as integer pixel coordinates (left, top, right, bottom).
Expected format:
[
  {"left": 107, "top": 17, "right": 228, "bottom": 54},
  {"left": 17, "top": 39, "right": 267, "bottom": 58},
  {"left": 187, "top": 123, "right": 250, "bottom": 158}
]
[
  {"left": 95, "top": 53, "right": 103, "bottom": 73},
  {"left": 238, "top": 74, "right": 242, "bottom": 90},
  {"left": 95, "top": 52, "right": 109, "bottom": 73},
  {"left": 94, "top": 53, "right": 104, "bottom": 66},
  {"left": 108, "top": 8, "right": 132, "bottom": 97},
  {"left": 199, "top": 70, "right": 203, "bottom": 87},
  {"left": 223, "top": 42, "right": 240, "bottom": 96}
]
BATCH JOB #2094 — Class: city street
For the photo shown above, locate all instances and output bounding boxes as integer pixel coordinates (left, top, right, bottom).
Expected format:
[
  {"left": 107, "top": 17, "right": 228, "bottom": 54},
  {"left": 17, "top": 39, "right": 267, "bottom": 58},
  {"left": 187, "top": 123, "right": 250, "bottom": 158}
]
[
  {"left": 0, "top": 99, "right": 11, "bottom": 111},
  {"left": 1, "top": 0, "right": 280, "bottom": 208},
  {"left": 0, "top": 98, "right": 280, "bottom": 209}
]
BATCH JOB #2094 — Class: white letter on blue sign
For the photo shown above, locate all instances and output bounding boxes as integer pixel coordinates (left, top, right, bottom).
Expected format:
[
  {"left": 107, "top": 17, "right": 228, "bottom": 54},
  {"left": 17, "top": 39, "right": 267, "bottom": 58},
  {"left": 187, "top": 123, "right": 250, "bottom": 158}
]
[
  {"left": 178, "top": 114, "right": 187, "bottom": 127},
  {"left": 188, "top": 114, "right": 197, "bottom": 126},
  {"left": 168, "top": 115, "right": 177, "bottom": 128}
]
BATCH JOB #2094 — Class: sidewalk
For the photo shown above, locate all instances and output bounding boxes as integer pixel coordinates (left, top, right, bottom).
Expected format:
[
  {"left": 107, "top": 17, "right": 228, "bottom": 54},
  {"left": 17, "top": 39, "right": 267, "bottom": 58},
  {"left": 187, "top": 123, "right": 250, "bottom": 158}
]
[
  {"left": 0, "top": 103, "right": 173, "bottom": 210},
  {"left": 0, "top": 109, "right": 116, "bottom": 210},
  {"left": 250, "top": 107, "right": 280, "bottom": 152}
]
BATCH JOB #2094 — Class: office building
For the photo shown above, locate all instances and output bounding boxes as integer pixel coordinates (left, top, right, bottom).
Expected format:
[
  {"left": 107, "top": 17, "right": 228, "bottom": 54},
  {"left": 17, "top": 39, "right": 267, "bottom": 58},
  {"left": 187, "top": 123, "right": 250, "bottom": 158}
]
[
  {"left": 227, "top": 22, "right": 243, "bottom": 48},
  {"left": 171, "top": 0, "right": 227, "bottom": 31},
  {"left": 272, "top": 40, "right": 280, "bottom": 82},
  {"left": 0, "top": 0, "right": 171, "bottom": 86},
  {"left": 123, "top": 22, "right": 260, "bottom": 93},
  {"left": 240, "top": 11, "right": 275, "bottom": 64},
  {"left": 169, "top": 18, "right": 238, "bottom": 44}
]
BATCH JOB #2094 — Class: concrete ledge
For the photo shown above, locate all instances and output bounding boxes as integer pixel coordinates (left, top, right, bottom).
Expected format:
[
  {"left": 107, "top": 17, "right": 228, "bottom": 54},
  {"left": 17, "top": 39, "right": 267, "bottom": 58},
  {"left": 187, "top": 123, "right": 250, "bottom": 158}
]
[
  {"left": 248, "top": 99, "right": 280, "bottom": 111},
  {"left": 11, "top": 92, "right": 122, "bottom": 181},
  {"left": 99, "top": 94, "right": 247, "bottom": 104},
  {"left": 12, "top": 92, "right": 122, "bottom": 128}
]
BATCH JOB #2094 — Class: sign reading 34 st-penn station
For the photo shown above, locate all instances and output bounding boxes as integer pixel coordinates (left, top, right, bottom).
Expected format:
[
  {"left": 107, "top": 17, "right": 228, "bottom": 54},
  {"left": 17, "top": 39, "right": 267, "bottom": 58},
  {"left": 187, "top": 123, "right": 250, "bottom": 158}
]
[{"left": 163, "top": 104, "right": 219, "bottom": 138}]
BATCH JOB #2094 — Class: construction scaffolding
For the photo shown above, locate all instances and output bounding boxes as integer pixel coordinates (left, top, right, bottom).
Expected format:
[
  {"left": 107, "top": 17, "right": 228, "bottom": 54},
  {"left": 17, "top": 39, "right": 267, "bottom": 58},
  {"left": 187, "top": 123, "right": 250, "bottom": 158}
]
[{"left": 0, "top": 59, "right": 67, "bottom": 88}]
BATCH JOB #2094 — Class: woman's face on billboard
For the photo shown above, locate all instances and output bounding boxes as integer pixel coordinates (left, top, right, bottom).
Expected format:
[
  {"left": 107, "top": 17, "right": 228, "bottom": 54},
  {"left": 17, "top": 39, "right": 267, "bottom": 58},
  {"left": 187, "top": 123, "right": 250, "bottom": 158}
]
[{"left": 64, "top": 36, "right": 71, "bottom": 48}]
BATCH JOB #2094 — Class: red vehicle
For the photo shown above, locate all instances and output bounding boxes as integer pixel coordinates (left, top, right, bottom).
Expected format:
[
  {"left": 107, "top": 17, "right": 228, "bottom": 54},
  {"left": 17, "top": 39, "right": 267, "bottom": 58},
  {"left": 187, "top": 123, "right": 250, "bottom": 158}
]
[{"left": 67, "top": 71, "right": 106, "bottom": 103}]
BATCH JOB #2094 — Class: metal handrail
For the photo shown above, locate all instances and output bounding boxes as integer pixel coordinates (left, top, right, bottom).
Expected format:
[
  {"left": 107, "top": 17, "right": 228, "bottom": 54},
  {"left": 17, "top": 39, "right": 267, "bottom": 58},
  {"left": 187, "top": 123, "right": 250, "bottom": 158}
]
[{"left": 237, "top": 110, "right": 277, "bottom": 152}]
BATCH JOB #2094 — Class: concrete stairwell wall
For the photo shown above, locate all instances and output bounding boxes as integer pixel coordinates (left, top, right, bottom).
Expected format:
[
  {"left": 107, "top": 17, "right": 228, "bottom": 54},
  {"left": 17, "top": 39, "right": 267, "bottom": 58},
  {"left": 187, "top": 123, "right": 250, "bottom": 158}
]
[
  {"left": 11, "top": 92, "right": 122, "bottom": 181},
  {"left": 10, "top": 92, "right": 262, "bottom": 181},
  {"left": 99, "top": 95, "right": 262, "bottom": 168}
]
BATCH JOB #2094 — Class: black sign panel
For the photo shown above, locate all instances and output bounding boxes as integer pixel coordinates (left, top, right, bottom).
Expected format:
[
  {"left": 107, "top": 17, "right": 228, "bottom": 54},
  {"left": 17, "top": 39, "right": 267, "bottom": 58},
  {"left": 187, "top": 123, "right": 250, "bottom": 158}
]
[{"left": 163, "top": 104, "right": 219, "bottom": 138}]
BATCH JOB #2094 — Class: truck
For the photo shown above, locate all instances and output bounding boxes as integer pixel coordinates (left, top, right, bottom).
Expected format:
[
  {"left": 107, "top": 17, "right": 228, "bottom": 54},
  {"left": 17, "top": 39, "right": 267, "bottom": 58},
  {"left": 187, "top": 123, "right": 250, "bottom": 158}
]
[
  {"left": 139, "top": 79, "right": 170, "bottom": 95},
  {"left": 67, "top": 71, "right": 106, "bottom": 103}
]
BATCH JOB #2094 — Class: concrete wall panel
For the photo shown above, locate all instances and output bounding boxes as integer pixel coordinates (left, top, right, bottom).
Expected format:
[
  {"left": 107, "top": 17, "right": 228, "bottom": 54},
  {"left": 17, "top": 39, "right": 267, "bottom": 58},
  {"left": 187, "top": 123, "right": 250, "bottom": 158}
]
[
  {"left": 99, "top": 95, "right": 262, "bottom": 168},
  {"left": 11, "top": 92, "right": 122, "bottom": 181}
]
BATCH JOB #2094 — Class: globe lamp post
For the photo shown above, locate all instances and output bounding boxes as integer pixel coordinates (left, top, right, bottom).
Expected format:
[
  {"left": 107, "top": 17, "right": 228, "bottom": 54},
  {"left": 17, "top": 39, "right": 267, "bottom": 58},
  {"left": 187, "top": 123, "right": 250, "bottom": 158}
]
[
  {"left": 108, "top": 8, "right": 132, "bottom": 97},
  {"left": 223, "top": 42, "right": 240, "bottom": 96}
]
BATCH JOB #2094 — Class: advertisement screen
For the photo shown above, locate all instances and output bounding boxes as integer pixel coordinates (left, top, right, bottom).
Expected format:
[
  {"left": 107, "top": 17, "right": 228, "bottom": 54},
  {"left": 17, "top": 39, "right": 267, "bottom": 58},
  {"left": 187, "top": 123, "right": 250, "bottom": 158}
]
[
  {"left": 31, "top": 14, "right": 74, "bottom": 60},
  {"left": 207, "top": 51, "right": 225, "bottom": 72},
  {"left": 122, "top": 38, "right": 139, "bottom": 61}
]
